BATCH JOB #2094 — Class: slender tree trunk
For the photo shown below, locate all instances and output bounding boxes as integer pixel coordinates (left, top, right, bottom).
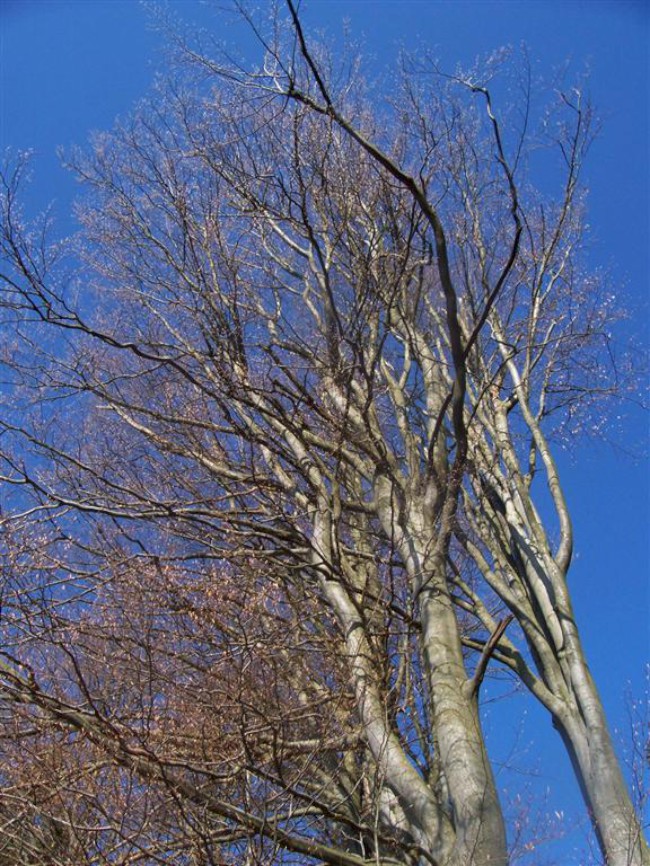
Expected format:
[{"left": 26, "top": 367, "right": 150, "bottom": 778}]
[
  {"left": 480, "top": 380, "right": 648, "bottom": 865},
  {"left": 538, "top": 546, "right": 650, "bottom": 865},
  {"left": 555, "top": 647, "right": 649, "bottom": 866}
]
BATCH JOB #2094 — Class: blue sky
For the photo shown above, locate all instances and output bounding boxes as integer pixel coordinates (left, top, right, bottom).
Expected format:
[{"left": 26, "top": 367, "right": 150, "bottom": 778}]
[{"left": 1, "top": 0, "right": 648, "bottom": 860}]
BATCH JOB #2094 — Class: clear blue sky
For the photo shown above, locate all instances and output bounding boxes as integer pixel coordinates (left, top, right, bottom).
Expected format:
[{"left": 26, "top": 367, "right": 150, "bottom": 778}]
[{"left": 1, "top": 1, "right": 648, "bottom": 861}]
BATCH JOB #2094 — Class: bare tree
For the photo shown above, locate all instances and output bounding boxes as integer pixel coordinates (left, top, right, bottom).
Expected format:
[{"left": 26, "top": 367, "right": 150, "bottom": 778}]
[{"left": 0, "top": 5, "right": 646, "bottom": 865}]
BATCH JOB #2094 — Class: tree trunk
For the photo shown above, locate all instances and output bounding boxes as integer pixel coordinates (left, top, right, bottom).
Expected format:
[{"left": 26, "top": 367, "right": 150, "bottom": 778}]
[
  {"left": 374, "top": 479, "right": 508, "bottom": 865},
  {"left": 419, "top": 579, "right": 508, "bottom": 866},
  {"left": 555, "top": 650, "right": 649, "bottom": 866}
]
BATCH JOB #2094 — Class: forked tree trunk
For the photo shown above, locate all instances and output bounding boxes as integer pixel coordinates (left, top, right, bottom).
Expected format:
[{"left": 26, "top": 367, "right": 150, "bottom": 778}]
[{"left": 480, "top": 358, "right": 649, "bottom": 866}]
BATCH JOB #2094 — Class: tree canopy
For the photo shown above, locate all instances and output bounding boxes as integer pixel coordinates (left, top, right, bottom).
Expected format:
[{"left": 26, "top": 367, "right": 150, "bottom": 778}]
[{"left": 0, "top": 4, "right": 647, "bottom": 865}]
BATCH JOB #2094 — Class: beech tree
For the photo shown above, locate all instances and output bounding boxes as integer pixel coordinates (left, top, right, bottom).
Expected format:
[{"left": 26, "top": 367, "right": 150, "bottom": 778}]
[{"left": 0, "top": 4, "right": 647, "bottom": 865}]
